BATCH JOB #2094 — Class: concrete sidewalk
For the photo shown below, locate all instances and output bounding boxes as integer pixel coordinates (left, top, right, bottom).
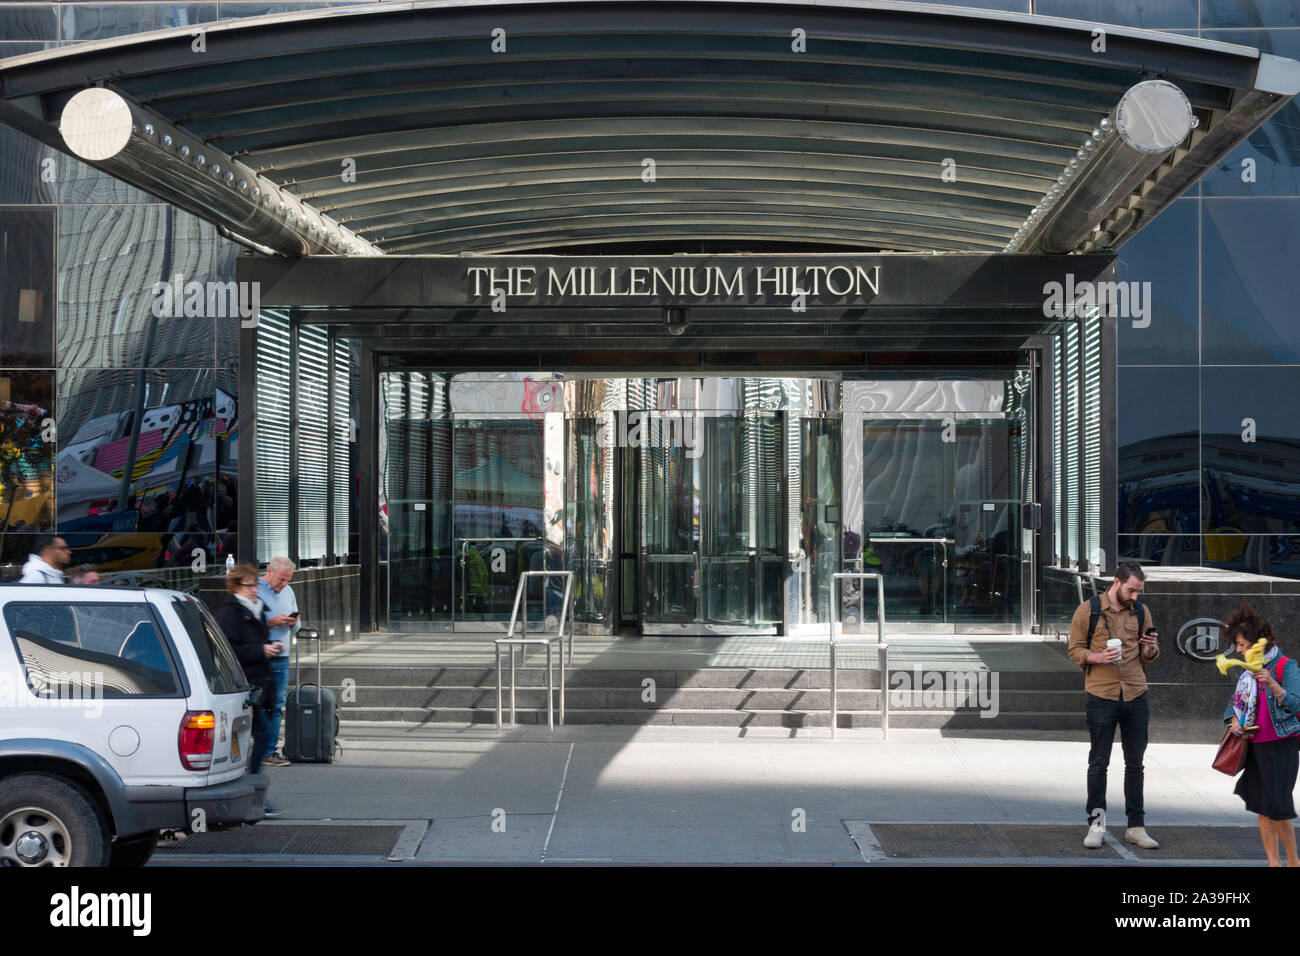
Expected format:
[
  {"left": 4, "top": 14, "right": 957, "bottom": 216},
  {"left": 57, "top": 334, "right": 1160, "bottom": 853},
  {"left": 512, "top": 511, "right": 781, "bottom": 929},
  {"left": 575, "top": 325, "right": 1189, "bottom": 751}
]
[{"left": 154, "top": 721, "right": 1276, "bottom": 865}]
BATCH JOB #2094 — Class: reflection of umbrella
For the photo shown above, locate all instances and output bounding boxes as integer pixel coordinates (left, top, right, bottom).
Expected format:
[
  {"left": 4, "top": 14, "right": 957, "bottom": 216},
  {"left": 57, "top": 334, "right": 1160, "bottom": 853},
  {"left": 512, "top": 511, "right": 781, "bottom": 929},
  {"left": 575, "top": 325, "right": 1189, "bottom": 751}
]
[{"left": 453, "top": 456, "right": 540, "bottom": 505}]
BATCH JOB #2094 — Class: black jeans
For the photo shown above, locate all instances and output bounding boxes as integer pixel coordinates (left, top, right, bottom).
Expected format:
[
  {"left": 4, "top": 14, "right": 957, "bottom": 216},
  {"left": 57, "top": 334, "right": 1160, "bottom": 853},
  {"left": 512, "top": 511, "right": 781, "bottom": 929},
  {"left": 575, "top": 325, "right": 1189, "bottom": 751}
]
[{"left": 1085, "top": 692, "right": 1149, "bottom": 827}]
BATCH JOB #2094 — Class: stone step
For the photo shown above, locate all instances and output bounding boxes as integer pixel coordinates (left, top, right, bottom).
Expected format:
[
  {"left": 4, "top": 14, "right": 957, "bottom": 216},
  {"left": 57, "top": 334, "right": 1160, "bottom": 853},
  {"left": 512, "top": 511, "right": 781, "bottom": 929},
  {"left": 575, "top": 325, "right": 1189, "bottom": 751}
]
[
  {"left": 312, "top": 665, "right": 1081, "bottom": 691},
  {"left": 336, "top": 707, "right": 1084, "bottom": 730},
  {"left": 337, "top": 685, "right": 1080, "bottom": 711}
]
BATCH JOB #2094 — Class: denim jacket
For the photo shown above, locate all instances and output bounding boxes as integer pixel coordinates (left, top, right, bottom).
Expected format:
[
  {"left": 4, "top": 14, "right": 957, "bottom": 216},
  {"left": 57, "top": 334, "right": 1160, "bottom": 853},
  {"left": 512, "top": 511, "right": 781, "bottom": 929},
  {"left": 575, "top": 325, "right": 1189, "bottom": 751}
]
[{"left": 1222, "top": 651, "right": 1300, "bottom": 738}]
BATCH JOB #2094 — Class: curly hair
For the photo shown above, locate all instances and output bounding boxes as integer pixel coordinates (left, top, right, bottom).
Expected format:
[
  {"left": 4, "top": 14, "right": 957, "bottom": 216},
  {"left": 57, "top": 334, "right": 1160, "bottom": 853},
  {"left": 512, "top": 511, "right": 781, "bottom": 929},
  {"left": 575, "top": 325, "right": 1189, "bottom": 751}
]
[{"left": 1224, "top": 603, "right": 1277, "bottom": 652}]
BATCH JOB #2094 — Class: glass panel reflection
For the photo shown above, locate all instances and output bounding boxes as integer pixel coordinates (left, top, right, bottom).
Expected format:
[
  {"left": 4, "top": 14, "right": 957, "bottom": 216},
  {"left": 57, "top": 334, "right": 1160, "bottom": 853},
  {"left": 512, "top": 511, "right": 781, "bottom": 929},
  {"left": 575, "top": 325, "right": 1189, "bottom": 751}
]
[
  {"left": 1116, "top": 199, "right": 1198, "bottom": 365},
  {"left": 1118, "top": 366, "right": 1200, "bottom": 536},
  {"left": 566, "top": 416, "right": 613, "bottom": 627},
  {"left": 0, "top": 207, "right": 55, "bottom": 366},
  {"left": 1202, "top": 31, "right": 1300, "bottom": 197},
  {"left": 1118, "top": 534, "right": 1202, "bottom": 567},
  {"left": 0, "top": 128, "right": 57, "bottom": 205},
  {"left": 0, "top": 371, "right": 54, "bottom": 534},
  {"left": 641, "top": 426, "right": 697, "bottom": 626},
  {"left": 1201, "top": 1, "right": 1300, "bottom": 28},
  {"left": 59, "top": 205, "right": 236, "bottom": 369},
  {"left": 862, "top": 416, "right": 1022, "bottom": 625},
  {"left": 1204, "top": 534, "right": 1300, "bottom": 578},
  {"left": 452, "top": 418, "right": 544, "bottom": 623},
  {"left": 1202, "top": 199, "right": 1300, "bottom": 364},
  {"left": 1202, "top": 366, "right": 1300, "bottom": 534},
  {"left": 699, "top": 413, "right": 783, "bottom": 627},
  {"left": 0, "top": 6, "right": 59, "bottom": 41},
  {"left": 375, "top": 374, "right": 1030, "bottom": 632},
  {"left": 56, "top": 369, "right": 217, "bottom": 572},
  {"left": 60, "top": 4, "right": 218, "bottom": 41},
  {"left": 799, "top": 418, "right": 840, "bottom": 624},
  {"left": 1035, "top": 0, "right": 1196, "bottom": 27}
]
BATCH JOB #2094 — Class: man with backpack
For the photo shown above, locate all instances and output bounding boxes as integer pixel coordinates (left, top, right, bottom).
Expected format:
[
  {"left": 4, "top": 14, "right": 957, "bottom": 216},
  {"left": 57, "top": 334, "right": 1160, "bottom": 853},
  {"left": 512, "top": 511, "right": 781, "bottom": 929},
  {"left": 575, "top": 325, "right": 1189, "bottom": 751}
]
[{"left": 1067, "top": 561, "right": 1161, "bottom": 850}]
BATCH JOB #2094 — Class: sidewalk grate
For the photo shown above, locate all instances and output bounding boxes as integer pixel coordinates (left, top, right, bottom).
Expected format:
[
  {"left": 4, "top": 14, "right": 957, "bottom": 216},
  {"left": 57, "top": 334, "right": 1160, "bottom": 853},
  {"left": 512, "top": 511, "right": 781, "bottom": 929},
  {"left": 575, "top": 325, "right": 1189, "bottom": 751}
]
[
  {"left": 1115, "top": 826, "right": 1240, "bottom": 861},
  {"left": 857, "top": 824, "right": 1268, "bottom": 861},
  {"left": 157, "top": 825, "right": 404, "bottom": 856},
  {"left": 869, "top": 824, "right": 1012, "bottom": 859}
]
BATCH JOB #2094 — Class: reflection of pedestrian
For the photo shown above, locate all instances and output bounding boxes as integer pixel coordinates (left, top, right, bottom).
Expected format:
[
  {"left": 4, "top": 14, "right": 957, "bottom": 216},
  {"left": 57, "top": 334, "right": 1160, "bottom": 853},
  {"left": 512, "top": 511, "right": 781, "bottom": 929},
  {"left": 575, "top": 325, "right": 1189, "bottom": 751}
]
[
  {"left": 465, "top": 547, "right": 488, "bottom": 612},
  {"left": 19, "top": 535, "right": 69, "bottom": 583},
  {"left": 67, "top": 564, "right": 100, "bottom": 585},
  {"left": 1223, "top": 604, "right": 1300, "bottom": 866}
]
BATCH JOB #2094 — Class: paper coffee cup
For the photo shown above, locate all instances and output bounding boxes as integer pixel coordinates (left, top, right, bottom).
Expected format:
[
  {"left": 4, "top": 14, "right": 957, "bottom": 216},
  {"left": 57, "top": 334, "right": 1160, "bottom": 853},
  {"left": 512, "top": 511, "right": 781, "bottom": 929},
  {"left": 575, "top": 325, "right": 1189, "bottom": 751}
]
[{"left": 1106, "top": 638, "right": 1122, "bottom": 659}]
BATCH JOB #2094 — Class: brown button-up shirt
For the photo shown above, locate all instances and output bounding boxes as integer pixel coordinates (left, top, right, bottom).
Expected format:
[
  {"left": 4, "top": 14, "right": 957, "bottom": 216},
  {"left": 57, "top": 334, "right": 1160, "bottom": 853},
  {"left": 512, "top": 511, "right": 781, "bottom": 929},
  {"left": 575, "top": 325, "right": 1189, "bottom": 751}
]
[{"left": 1066, "top": 596, "right": 1157, "bottom": 701}]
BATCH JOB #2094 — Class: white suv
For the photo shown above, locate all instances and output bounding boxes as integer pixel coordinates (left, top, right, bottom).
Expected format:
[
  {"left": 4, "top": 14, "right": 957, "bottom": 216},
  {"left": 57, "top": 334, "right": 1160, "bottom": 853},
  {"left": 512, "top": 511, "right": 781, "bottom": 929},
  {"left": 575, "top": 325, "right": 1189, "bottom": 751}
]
[{"left": 0, "top": 584, "right": 268, "bottom": 866}]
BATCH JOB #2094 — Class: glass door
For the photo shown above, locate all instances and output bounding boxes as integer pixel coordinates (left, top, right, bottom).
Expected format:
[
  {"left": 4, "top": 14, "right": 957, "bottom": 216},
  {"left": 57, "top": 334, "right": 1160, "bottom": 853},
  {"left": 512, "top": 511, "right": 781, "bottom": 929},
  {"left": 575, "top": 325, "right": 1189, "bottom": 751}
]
[
  {"left": 452, "top": 417, "right": 545, "bottom": 629},
  {"left": 861, "top": 417, "right": 1023, "bottom": 629},
  {"left": 641, "top": 411, "right": 783, "bottom": 634},
  {"left": 641, "top": 429, "right": 698, "bottom": 628}
]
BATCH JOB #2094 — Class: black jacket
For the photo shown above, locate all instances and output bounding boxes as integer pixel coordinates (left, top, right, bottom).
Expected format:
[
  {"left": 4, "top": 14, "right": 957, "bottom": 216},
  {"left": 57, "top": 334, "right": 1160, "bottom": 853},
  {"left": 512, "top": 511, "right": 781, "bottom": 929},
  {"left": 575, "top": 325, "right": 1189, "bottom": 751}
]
[{"left": 217, "top": 594, "right": 273, "bottom": 698}]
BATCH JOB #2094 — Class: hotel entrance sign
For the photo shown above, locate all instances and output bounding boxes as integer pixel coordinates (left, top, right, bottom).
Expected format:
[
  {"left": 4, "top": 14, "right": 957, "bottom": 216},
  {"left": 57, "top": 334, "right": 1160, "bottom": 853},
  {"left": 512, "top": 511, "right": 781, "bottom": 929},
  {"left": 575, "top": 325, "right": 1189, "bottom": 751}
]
[
  {"left": 465, "top": 263, "right": 881, "bottom": 302},
  {"left": 245, "top": 254, "right": 1117, "bottom": 311}
]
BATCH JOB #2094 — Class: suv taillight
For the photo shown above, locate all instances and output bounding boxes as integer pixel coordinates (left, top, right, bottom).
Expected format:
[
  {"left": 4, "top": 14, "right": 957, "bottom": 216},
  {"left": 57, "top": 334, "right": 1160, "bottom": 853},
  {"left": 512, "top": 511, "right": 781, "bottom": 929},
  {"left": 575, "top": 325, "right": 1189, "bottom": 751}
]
[{"left": 179, "top": 711, "right": 216, "bottom": 771}]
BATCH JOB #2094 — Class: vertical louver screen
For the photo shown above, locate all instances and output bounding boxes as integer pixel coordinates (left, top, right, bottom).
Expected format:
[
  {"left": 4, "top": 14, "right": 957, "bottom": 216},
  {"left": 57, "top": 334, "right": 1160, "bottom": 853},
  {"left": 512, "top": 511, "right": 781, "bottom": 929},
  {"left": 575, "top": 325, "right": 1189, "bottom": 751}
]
[
  {"left": 1053, "top": 336, "right": 1063, "bottom": 566},
  {"left": 1083, "top": 313, "right": 1102, "bottom": 571},
  {"left": 331, "top": 336, "right": 351, "bottom": 560},
  {"left": 297, "top": 324, "right": 329, "bottom": 561},
  {"left": 1063, "top": 328, "right": 1080, "bottom": 566},
  {"left": 255, "top": 311, "right": 290, "bottom": 562}
]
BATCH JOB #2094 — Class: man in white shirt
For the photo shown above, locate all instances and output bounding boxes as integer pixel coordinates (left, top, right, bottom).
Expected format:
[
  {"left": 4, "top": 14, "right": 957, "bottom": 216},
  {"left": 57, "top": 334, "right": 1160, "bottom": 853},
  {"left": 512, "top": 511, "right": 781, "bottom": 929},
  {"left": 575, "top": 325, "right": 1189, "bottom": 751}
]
[{"left": 19, "top": 536, "right": 70, "bottom": 584}]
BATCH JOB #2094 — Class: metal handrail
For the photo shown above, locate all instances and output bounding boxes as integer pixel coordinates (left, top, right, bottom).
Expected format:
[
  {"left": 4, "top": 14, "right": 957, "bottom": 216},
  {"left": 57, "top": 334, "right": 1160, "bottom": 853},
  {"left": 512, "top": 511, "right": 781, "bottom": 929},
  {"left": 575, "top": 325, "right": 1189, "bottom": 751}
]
[
  {"left": 506, "top": 570, "right": 575, "bottom": 667},
  {"left": 495, "top": 570, "right": 574, "bottom": 732},
  {"left": 829, "top": 571, "right": 889, "bottom": 741}
]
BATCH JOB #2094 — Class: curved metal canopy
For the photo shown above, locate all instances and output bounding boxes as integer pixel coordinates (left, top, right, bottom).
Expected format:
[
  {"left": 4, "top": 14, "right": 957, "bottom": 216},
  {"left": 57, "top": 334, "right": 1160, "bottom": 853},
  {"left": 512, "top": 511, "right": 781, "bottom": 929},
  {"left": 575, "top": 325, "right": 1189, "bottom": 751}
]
[{"left": 0, "top": 0, "right": 1296, "bottom": 255}]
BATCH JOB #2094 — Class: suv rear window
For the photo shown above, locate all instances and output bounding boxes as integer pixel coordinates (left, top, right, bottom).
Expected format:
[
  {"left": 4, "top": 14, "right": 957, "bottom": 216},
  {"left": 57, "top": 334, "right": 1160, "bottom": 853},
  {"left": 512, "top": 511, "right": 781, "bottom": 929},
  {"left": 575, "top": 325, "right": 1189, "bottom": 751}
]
[
  {"left": 4, "top": 602, "right": 181, "bottom": 698},
  {"left": 172, "top": 599, "right": 247, "bottom": 695}
]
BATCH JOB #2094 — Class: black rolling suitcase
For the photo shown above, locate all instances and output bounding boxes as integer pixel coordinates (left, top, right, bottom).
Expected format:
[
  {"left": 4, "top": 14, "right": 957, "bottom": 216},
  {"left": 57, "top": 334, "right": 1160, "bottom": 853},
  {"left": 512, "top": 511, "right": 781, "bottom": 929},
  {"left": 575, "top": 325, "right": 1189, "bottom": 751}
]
[{"left": 284, "top": 630, "right": 339, "bottom": 763}]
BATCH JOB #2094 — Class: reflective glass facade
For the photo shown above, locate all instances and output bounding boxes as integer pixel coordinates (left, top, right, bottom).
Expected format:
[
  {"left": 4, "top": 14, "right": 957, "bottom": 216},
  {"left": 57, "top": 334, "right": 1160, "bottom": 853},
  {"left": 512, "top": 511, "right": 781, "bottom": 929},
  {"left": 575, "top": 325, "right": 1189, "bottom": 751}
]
[
  {"left": 380, "top": 374, "right": 1031, "bottom": 634},
  {"left": 3, "top": 0, "right": 1300, "bottom": 599}
]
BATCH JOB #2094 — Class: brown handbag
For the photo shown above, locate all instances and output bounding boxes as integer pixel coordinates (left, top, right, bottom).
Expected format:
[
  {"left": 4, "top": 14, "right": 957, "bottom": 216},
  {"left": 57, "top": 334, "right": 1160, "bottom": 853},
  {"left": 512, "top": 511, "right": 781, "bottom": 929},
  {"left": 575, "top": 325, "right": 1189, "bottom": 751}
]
[{"left": 1212, "top": 727, "right": 1251, "bottom": 776}]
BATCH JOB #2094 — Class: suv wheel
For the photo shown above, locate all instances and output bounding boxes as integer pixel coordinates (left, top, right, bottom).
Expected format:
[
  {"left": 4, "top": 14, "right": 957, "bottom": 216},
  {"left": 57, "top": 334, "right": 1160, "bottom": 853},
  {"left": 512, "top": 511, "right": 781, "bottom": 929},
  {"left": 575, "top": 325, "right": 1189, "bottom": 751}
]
[
  {"left": 0, "top": 774, "right": 110, "bottom": 867},
  {"left": 109, "top": 834, "right": 156, "bottom": 868}
]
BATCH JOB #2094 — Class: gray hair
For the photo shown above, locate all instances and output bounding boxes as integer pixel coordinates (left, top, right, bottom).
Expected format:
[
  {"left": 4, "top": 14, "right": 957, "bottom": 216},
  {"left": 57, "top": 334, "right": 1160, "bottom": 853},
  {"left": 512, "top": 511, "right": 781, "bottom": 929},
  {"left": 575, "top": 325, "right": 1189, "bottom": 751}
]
[{"left": 267, "top": 556, "right": 296, "bottom": 572}]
